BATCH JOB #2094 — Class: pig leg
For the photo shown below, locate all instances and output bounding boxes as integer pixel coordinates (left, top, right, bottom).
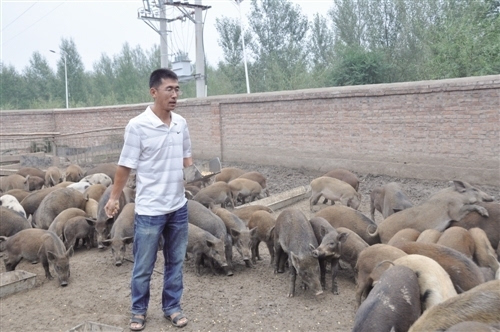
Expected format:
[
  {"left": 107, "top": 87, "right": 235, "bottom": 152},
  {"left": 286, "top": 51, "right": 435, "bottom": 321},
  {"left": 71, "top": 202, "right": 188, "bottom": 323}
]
[
  {"left": 288, "top": 264, "right": 297, "bottom": 297},
  {"left": 309, "top": 191, "right": 322, "bottom": 211},
  {"left": 265, "top": 241, "right": 274, "bottom": 265},
  {"left": 318, "top": 257, "right": 326, "bottom": 290},
  {"left": 40, "top": 255, "right": 53, "bottom": 280},
  {"left": 454, "top": 204, "right": 489, "bottom": 220},
  {"left": 331, "top": 258, "right": 340, "bottom": 295},
  {"left": 251, "top": 238, "right": 260, "bottom": 264},
  {"left": 194, "top": 253, "right": 204, "bottom": 276},
  {"left": 274, "top": 243, "right": 286, "bottom": 273}
]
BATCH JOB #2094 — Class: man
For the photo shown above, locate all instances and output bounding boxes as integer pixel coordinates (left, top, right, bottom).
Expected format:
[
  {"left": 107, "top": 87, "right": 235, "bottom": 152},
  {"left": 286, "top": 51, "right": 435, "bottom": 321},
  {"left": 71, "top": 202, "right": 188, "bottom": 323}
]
[{"left": 105, "top": 68, "right": 192, "bottom": 330}]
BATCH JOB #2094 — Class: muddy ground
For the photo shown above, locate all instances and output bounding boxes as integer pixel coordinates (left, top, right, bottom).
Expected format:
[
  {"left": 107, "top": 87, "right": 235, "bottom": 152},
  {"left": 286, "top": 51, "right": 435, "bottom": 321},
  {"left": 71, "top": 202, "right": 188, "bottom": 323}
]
[{"left": 0, "top": 161, "right": 498, "bottom": 332}]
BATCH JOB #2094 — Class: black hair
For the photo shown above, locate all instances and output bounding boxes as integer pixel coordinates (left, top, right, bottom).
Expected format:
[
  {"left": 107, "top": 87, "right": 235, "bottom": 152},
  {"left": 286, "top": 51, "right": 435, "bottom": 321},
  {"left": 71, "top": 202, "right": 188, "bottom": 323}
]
[{"left": 149, "top": 68, "right": 178, "bottom": 88}]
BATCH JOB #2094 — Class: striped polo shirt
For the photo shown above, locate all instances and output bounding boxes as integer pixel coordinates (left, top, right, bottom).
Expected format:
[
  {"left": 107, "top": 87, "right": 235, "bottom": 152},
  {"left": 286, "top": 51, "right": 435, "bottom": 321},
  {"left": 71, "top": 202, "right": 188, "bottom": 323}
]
[{"left": 118, "top": 106, "right": 192, "bottom": 215}]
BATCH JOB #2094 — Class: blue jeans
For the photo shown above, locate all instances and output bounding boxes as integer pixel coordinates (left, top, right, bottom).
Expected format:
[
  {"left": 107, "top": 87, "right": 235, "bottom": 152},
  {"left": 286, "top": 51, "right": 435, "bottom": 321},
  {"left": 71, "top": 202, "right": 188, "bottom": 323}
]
[{"left": 130, "top": 202, "right": 188, "bottom": 317}]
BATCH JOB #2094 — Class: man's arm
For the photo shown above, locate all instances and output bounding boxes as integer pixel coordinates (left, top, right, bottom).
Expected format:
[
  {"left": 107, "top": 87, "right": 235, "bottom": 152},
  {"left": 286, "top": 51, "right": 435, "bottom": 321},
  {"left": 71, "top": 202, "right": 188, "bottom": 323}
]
[
  {"left": 183, "top": 157, "right": 193, "bottom": 168},
  {"left": 104, "top": 165, "right": 131, "bottom": 217}
]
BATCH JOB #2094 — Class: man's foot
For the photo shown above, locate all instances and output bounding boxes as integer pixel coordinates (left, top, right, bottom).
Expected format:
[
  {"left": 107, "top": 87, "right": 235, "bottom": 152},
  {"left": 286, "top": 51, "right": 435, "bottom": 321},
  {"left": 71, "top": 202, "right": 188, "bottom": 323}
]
[
  {"left": 166, "top": 312, "right": 188, "bottom": 328},
  {"left": 130, "top": 314, "right": 146, "bottom": 331}
]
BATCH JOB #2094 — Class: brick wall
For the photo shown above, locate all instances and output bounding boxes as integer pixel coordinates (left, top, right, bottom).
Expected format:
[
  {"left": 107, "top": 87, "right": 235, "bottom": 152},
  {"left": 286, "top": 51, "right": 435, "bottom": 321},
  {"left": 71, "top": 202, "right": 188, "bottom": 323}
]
[{"left": 1, "top": 75, "right": 498, "bottom": 184}]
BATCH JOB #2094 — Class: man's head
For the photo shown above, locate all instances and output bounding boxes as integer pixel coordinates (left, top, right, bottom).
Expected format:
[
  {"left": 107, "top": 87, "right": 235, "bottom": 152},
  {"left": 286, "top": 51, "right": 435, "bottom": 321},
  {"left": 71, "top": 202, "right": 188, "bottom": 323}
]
[{"left": 149, "top": 68, "right": 181, "bottom": 112}]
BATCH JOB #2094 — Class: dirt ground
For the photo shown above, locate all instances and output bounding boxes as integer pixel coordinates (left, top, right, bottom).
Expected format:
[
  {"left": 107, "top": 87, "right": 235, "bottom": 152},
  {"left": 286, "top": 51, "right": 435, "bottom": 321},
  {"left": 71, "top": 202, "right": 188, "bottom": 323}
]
[{"left": 0, "top": 161, "right": 498, "bottom": 332}]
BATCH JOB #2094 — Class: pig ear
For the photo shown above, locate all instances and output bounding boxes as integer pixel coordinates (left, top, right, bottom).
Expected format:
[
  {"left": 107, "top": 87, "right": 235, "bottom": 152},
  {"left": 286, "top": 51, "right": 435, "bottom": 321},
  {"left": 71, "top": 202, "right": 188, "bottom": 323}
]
[
  {"left": 123, "top": 236, "right": 134, "bottom": 245},
  {"left": 230, "top": 228, "right": 241, "bottom": 239},
  {"left": 249, "top": 227, "right": 257, "bottom": 237},
  {"left": 338, "top": 232, "right": 349, "bottom": 243},
  {"left": 86, "top": 218, "right": 97, "bottom": 226},
  {"left": 452, "top": 180, "right": 467, "bottom": 193},
  {"left": 66, "top": 246, "right": 74, "bottom": 258},
  {"left": 308, "top": 243, "right": 316, "bottom": 252},
  {"left": 206, "top": 239, "right": 215, "bottom": 248},
  {"left": 47, "top": 250, "right": 57, "bottom": 262}
]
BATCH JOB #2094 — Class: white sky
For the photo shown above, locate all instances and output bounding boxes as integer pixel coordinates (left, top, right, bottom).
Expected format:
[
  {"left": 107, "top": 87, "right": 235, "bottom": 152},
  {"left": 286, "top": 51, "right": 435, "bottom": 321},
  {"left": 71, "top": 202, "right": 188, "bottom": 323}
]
[{"left": 0, "top": 0, "right": 333, "bottom": 73}]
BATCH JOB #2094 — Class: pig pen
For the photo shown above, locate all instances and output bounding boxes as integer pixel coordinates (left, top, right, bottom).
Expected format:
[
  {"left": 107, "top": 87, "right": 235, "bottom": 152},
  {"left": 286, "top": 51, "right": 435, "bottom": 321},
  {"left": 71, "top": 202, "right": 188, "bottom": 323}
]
[{"left": 0, "top": 161, "right": 498, "bottom": 332}]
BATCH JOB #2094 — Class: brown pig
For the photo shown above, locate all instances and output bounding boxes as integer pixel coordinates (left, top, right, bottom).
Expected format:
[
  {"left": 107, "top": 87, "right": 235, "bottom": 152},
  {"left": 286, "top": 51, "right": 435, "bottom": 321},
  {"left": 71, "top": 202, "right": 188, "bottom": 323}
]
[
  {"left": 248, "top": 210, "right": 276, "bottom": 264},
  {"left": 416, "top": 229, "right": 442, "bottom": 244},
  {"left": 370, "top": 182, "right": 413, "bottom": 221},
  {"left": 238, "top": 171, "right": 270, "bottom": 197},
  {"left": 232, "top": 205, "right": 274, "bottom": 226},
  {"left": 437, "top": 226, "right": 475, "bottom": 260},
  {"left": 309, "top": 176, "right": 361, "bottom": 211},
  {"left": 228, "top": 178, "right": 263, "bottom": 205},
  {"left": 0, "top": 228, "right": 73, "bottom": 286},
  {"left": 214, "top": 167, "right": 246, "bottom": 183},
  {"left": 187, "top": 223, "right": 228, "bottom": 276},
  {"left": 101, "top": 203, "right": 135, "bottom": 266},
  {"left": 193, "top": 181, "right": 235, "bottom": 208}
]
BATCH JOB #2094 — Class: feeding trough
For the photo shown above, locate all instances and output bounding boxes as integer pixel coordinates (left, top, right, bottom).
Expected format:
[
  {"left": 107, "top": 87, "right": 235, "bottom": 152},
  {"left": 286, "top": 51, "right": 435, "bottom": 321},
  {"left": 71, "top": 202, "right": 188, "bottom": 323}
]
[
  {"left": 0, "top": 270, "right": 36, "bottom": 298},
  {"left": 184, "top": 157, "right": 221, "bottom": 185},
  {"left": 67, "top": 321, "right": 124, "bottom": 332}
]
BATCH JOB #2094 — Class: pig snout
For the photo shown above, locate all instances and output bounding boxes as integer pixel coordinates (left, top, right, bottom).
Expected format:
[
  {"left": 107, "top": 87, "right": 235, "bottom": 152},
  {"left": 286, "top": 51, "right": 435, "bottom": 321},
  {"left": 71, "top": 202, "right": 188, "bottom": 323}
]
[{"left": 115, "top": 260, "right": 123, "bottom": 266}]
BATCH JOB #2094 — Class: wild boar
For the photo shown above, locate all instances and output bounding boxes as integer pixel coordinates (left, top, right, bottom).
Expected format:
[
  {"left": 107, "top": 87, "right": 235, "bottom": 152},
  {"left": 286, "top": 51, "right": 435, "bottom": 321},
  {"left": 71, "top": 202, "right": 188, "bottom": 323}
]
[
  {"left": 187, "top": 200, "right": 233, "bottom": 276},
  {"left": 67, "top": 182, "right": 91, "bottom": 193},
  {"left": 64, "top": 164, "right": 84, "bottom": 182},
  {"left": 334, "top": 227, "right": 369, "bottom": 279},
  {"left": 247, "top": 210, "right": 276, "bottom": 264},
  {"left": 0, "top": 207, "right": 31, "bottom": 237},
  {"left": 352, "top": 265, "right": 421, "bottom": 332},
  {"left": 228, "top": 178, "right": 263, "bottom": 205},
  {"left": 0, "top": 194, "right": 27, "bottom": 218},
  {"left": 309, "top": 176, "right": 361, "bottom": 211},
  {"left": 214, "top": 167, "right": 247, "bottom": 183},
  {"left": 323, "top": 168, "right": 359, "bottom": 191},
  {"left": 101, "top": 203, "right": 135, "bottom": 266},
  {"left": 437, "top": 226, "right": 475, "bottom": 260},
  {"left": 274, "top": 208, "right": 323, "bottom": 297},
  {"left": 48, "top": 208, "right": 88, "bottom": 240},
  {"left": 408, "top": 280, "right": 500, "bottom": 332},
  {"left": 393, "top": 254, "right": 457, "bottom": 311},
  {"left": 355, "top": 244, "right": 407, "bottom": 306},
  {"left": 0, "top": 228, "right": 73, "bottom": 286},
  {"left": 83, "top": 184, "right": 107, "bottom": 202},
  {"left": 63, "top": 216, "right": 95, "bottom": 250},
  {"left": 80, "top": 173, "right": 112, "bottom": 187},
  {"left": 2, "top": 189, "right": 31, "bottom": 203},
  {"left": 0, "top": 174, "right": 26, "bottom": 193},
  {"left": 416, "top": 229, "right": 442, "bottom": 244},
  {"left": 370, "top": 182, "right": 413, "bottom": 221},
  {"left": 193, "top": 181, "right": 235, "bottom": 208},
  {"left": 187, "top": 223, "right": 228, "bottom": 276},
  {"left": 238, "top": 171, "right": 270, "bottom": 197},
  {"left": 45, "top": 166, "right": 63, "bottom": 187},
  {"left": 376, "top": 180, "right": 494, "bottom": 243},
  {"left": 469, "top": 227, "right": 500, "bottom": 279},
  {"left": 20, "top": 186, "right": 60, "bottom": 219},
  {"left": 315, "top": 205, "right": 380, "bottom": 245},
  {"left": 84, "top": 163, "right": 118, "bottom": 182},
  {"left": 24, "top": 175, "right": 45, "bottom": 191},
  {"left": 309, "top": 217, "right": 348, "bottom": 294},
  {"left": 232, "top": 205, "right": 274, "bottom": 226},
  {"left": 387, "top": 228, "right": 421, "bottom": 247}
]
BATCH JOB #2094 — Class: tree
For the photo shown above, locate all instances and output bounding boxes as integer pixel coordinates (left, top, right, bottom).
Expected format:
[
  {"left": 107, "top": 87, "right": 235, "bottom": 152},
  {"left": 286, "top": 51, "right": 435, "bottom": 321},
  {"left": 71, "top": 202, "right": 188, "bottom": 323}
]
[
  {"left": 23, "top": 52, "right": 58, "bottom": 108},
  {"left": 0, "top": 63, "right": 25, "bottom": 109}
]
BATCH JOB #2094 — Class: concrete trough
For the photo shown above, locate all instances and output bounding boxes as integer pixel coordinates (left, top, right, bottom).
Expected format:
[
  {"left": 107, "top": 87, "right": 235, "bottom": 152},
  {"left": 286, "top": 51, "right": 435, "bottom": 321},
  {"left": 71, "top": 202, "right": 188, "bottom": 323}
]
[
  {"left": 0, "top": 270, "right": 36, "bottom": 298},
  {"left": 67, "top": 321, "right": 124, "bottom": 332},
  {"left": 242, "top": 185, "right": 311, "bottom": 211}
]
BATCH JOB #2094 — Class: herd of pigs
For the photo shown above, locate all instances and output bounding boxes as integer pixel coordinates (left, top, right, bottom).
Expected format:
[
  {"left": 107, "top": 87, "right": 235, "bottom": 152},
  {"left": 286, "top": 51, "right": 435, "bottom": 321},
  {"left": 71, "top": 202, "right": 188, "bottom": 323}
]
[{"left": 0, "top": 163, "right": 499, "bottom": 331}]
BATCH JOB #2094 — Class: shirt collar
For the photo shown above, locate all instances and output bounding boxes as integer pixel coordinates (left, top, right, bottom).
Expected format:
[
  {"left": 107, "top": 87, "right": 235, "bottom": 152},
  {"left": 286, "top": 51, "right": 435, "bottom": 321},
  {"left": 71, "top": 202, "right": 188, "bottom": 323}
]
[{"left": 145, "top": 106, "right": 176, "bottom": 128}]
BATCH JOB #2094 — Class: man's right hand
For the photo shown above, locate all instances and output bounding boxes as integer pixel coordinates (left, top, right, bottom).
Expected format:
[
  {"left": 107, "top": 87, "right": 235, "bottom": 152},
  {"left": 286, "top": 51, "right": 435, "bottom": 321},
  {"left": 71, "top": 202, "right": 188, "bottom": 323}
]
[{"left": 105, "top": 199, "right": 119, "bottom": 218}]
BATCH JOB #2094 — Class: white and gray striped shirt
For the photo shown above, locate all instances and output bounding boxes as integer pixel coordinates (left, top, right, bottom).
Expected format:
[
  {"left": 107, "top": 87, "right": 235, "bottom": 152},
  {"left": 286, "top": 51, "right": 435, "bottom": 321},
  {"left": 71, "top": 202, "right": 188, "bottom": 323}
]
[{"left": 118, "top": 106, "right": 192, "bottom": 215}]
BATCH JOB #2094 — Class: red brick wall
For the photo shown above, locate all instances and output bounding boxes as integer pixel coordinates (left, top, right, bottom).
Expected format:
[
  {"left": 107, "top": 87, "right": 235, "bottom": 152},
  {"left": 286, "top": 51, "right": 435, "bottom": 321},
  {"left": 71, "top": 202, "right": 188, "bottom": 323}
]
[{"left": 1, "top": 75, "right": 498, "bottom": 184}]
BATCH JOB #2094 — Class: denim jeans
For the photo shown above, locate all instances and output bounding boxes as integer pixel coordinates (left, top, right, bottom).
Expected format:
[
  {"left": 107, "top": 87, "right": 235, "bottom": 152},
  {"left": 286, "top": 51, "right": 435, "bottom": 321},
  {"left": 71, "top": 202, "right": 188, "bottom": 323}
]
[{"left": 130, "top": 202, "right": 188, "bottom": 317}]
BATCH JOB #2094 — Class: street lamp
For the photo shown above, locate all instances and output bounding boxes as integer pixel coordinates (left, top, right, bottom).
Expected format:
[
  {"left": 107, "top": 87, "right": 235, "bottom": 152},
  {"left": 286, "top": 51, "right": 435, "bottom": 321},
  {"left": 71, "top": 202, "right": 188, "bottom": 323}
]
[
  {"left": 233, "top": 0, "right": 250, "bottom": 94},
  {"left": 50, "top": 49, "right": 69, "bottom": 108}
]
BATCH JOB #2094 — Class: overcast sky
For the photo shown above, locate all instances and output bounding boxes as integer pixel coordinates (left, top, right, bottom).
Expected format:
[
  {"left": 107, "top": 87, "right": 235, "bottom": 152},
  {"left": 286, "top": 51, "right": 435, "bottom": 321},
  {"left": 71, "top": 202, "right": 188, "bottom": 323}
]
[{"left": 1, "top": 0, "right": 333, "bottom": 73}]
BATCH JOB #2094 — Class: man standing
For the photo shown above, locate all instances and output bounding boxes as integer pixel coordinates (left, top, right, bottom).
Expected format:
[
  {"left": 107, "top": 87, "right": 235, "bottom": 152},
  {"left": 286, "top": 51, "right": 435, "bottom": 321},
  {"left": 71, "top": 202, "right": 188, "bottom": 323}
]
[{"left": 105, "top": 68, "right": 192, "bottom": 330}]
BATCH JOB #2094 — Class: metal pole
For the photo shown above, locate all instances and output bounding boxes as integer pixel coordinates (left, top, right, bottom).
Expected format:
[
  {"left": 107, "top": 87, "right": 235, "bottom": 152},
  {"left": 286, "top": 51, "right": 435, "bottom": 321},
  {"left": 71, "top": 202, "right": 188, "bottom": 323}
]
[
  {"left": 237, "top": 1, "right": 250, "bottom": 94},
  {"left": 63, "top": 54, "right": 69, "bottom": 108},
  {"left": 195, "top": 0, "right": 206, "bottom": 97},
  {"left": 160, "top": 1, "right": 169, "bottom": 68}
]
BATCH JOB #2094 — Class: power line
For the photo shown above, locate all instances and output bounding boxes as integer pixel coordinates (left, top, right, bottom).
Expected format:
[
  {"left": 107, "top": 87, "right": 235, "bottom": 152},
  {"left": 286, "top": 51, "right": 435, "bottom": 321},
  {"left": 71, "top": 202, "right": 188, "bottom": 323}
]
[
  {"left": 1, "top": 1, "right": 38, "bottom": 32},
  {"left": 2, "top": 1, "right": 66, "bottom": 46}
]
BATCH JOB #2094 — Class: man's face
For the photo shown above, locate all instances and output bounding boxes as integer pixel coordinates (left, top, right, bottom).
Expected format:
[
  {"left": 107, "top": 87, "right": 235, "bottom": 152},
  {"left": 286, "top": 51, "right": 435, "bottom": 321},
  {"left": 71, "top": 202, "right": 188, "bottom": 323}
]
[{"left": 150, "top": 78, "right": 180, "bottom": 111}]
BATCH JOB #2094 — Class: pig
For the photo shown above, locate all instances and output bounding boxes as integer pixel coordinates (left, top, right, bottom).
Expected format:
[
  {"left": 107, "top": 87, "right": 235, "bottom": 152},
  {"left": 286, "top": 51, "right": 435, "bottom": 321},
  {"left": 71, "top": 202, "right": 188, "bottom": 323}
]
[
  {"left": 408, "top": 279, "right": 500, "bottom": 332},
  {"left": 437, "top": 226, "right": 475, "bottom": 260},
  {"left": 323, "top": 168, "right": 359, "bottom": 191},
  {"left": 228, "top": 178, "right": 263, "bottom": 205},
  {"left": 184, "top": 185, "right": 200, "bottom": 200},
  {"left": 101, "top": 203, "right": 135, "bottom": 266},
  {"left": 393, "top": 254, "right": 457, "bottom": 310},
  {"left": 387, "top": 228, "right": 421, "bottom": 247},
  {"left": 274, "top": 208, "right": 323, "bottom": 297},
  {"left": 123, "top": 187, "right": 136, "bottom": 204},
  {"left": 355, "top": 243, "right": 407, "bottom": 306},
  {"left": 24, "top": 175, "right": 45, "bottom": 191},
  {"left": 83, "top": 184, "right": 107, "bottom": 202},
  {"left": 237, "top": 171, "right": 270, "bottom": 197},
  {"left": 232, "top": 205, "right": 274, "bottom": 226},
  {"left": 48, "top": 208, "right": 88, "bottom": 240},
  {"left": 395, "top": 241, "right": 485, "bottom": 293},
  {"left": 469, "top": 227, "right": 500, "bottom": 279},
  {"left": 445, "top": 321, "right": 500, "bottom": 332},
  {"left": 187, "top": 200, "right": 234, "bottom": 276},
  {"left": 247, "top": 210, "right": 276, "bottom": 264},
  {"left": 0, "top": 194, "right": 27, "bottom": 218},
  {"left": 0, "top": 228, "right": 73, "bottom": 286},
  {"left": 20, "top": 186, "right": 60, "bottom": 219},
  {"left": 0, "top": 174, "right": 26, "bottom": 193},
  {"left": 310, "top": 176, "right": 362, "bottom": 211},
  {"left": 2, "top": 189, "right": 31, "bottom": 203},
  {"left": 126, "top": 172, "right": 136, "bottom": 190},
  {"left": 16, "top": 167, "right": 45, "bottom": 179},
  {"left": 45, "top": 166, "right": 63, "bottom": 187},
  {"left": 315, "top": 205, "right": 380, "bottom": 245},
  {"left": 84, "top": 163, "right": 118, "bottom": 182},
  {"left": 0, "top": 207, "right": 31, "bottom": 237},
  {"left": 352, "top": 265, "right": 421, "bottom": 332},
  {"left": 212, "top": 206, "right": 256, "bottom": 267},
  {"left": 449, "top": 202, "right": 500, "bottom": 253},
  {"left": 193, "top": 181, "right": 235, "bottom": 208},
  {"left": 64, "top": 164, "right": 84, "bottom": 182},
  {"left": 67, "top": 182, "right": 91, "bottom": 193},
  {"left": 370, "top": 182, "right": 413, "bottom": 221},
  {"left": 187, "top": 223, "right": 228, "bottom": 276},
  {"left": 86, "top": 185, "right": 127, "bottom": 249},
  {"left": 376, "top": 180, "right": 494, "bottom": 243},
  {"left": 309, "top": 217, "right": 348, "bottom": 294},
  {"left": 63, "top": 216, "right": 95, "bottom": 250},
  {"left": 334, "top": 227, "right": 369, "bottom": 278},
  {"left": 214, "top": 167, "right": 247, "bottom": 183},
  {"left": 32, "top": 187, "right": 88, "bottom": 230},
  {"left": 416, "top": 229, "right": 442, "bottom": 244},
  {"left": 80, "top": 173, "right": 112, "bottom": 187}
]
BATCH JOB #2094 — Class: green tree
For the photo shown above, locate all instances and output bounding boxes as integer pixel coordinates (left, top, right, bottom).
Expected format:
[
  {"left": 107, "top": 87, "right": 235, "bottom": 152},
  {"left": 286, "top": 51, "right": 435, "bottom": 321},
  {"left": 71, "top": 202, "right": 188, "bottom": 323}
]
[
  {"left": 0, "top": 63, "right": 25, "bottom": 109},
  {"left": 308, "top": 13, "right": 335, "bottom": 87},
  {"left": 23, "top": 52, "right": 58, "bottom": 108}
]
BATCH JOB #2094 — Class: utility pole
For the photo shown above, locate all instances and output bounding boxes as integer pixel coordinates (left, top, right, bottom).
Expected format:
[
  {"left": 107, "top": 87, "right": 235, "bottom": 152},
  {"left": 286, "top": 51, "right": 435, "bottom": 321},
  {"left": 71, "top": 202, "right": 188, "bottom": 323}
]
[
  {"left": 194, "top": 0, "right": 205, "bottom": 97},
  {"left": 235, "top": 0, "right": 250, "bottom": 94},
  {"left": 159, "top": 2, "right": 168, "bottom": 67}
]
